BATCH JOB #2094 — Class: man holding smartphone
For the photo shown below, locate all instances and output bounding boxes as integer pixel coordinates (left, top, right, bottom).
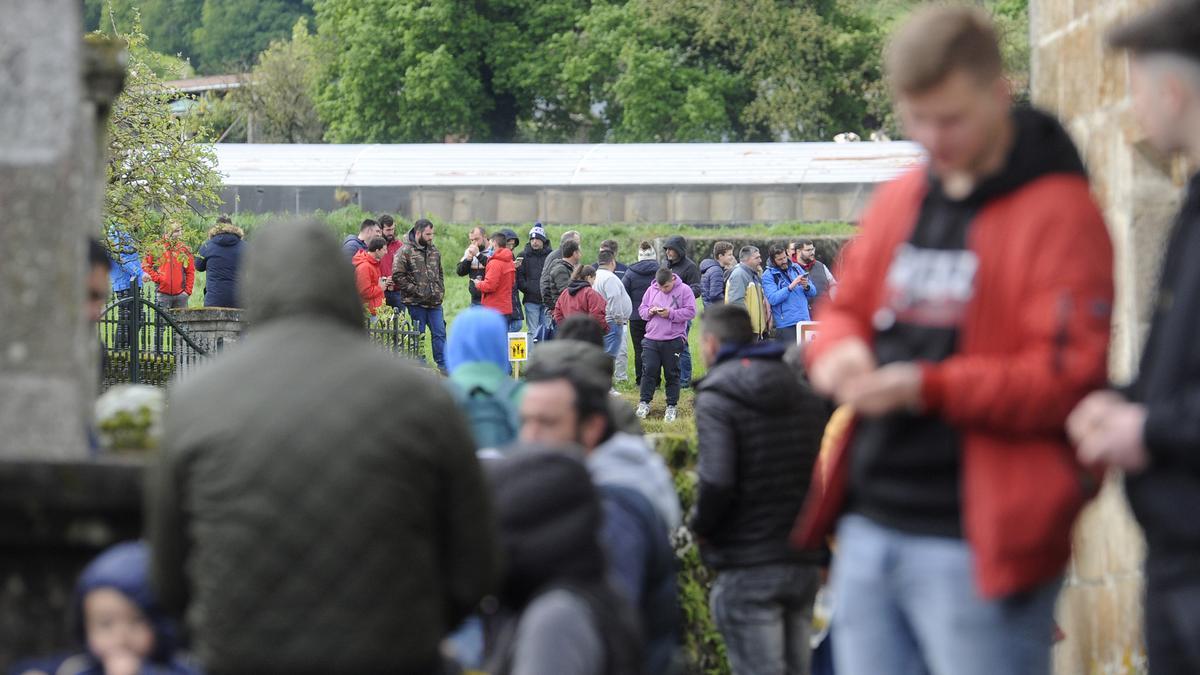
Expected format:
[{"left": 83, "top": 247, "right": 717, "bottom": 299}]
[{"left": 762, "top": 244, "right": 817, "bottom": 344}]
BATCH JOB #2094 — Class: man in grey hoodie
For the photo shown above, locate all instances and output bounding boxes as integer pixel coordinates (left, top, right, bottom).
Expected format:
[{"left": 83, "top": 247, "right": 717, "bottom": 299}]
[{"left": 519, "top": 359, "right": 682, "bottom": 674}]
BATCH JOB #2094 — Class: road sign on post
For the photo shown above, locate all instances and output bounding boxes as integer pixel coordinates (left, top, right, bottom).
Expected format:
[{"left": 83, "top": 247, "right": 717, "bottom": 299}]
[{"left": 508, "top": 332, "right": 528, "bottom": 379}]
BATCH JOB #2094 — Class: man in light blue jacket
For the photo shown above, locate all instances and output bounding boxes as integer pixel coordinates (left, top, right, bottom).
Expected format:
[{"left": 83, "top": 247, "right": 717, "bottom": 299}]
[
  {"left": 761, "top": 244, "right": 817, "bottom": 345},
  {"left": 107, "top": 227, "right": 143, "bottom": 350}
]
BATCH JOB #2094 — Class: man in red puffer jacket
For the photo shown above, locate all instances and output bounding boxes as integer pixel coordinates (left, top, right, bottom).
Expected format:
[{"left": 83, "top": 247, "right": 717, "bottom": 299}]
[{"left": 475, "top": 232, "right": 518, "bottom": 330}]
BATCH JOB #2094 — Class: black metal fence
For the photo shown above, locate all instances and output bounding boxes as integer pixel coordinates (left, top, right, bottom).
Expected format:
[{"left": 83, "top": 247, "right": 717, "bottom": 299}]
[
  {"left": 365, "top": 309, "right": 425, "bottom": 363},
  {"left": 98, "top": 288, "right": 215, "bottom": 389}
]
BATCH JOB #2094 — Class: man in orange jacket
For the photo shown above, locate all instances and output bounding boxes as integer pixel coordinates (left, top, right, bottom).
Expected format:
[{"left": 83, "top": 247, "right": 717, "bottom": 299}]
[
  {"left": 353, "top": 237, "right": 390, "bottom": 317},
  {"left": 142, "top": 225, "right": 195, "bottom": 352},
  {"left": 797, "top": 7, "right": 1114, "bottom": 675},
  {"left": 473, "top": 232, "right": 518, "bottom": 330}
]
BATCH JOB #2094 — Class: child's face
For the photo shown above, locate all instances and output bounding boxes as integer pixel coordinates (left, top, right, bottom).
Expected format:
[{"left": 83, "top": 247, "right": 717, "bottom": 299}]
[{"left": 85, "top": 588, "right": 155, "bottom": 663}]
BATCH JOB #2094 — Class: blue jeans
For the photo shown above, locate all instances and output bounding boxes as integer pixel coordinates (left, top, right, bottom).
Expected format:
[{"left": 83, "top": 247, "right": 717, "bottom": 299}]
[
  {"left": 604, "top": 323, "right": 624, "bottom": 360},
  {"left": 680, "top": 320, "right": 693, "bottom": 386},
  {"left": 405, "top": 304, "right": 446, "bottom": 371},
  {"left": 831, "top": 514, "right": 1061, "bottom": 675},
  {"left": 524, "top": 302, "right": 548, "bottom": 345},
  {"left": 710, "top": 563, "right": 821, "bottom": 675}
]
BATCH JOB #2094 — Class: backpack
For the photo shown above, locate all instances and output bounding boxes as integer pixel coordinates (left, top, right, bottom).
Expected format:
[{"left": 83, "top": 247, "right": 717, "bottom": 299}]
[{"left": 450, "top": 377, "right": 521, "bottom": 453}]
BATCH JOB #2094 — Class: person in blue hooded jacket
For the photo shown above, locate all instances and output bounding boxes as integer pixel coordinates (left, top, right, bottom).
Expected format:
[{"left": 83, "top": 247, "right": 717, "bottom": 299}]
[
  {"left": 106, "top": 228, "right": 143, "bottom": 350},
  {"left": 761, "top": 244, "right": 817, "bottom": 345},
  {"left": 446, "top": 307, "right": 524, "bottom": 456},
  {"left": 10, "top": 541, "right": 199, "bottom": 675},
  {"left": 193, "top": 218, "right": 245, "bottom": 308}
]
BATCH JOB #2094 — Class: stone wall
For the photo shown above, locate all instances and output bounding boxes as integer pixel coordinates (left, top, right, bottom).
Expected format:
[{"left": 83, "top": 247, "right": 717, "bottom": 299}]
[{"left": 1031, "top": 0, "right": 1191, "bottom": 671}]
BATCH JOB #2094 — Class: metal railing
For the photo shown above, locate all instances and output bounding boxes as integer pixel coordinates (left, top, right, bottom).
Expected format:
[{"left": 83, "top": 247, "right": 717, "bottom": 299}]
[
  {"left": 98, "top": 288, "right": 215, "bottom": 389},
  {"left": 365, "top": 308, "right": 425, "bottom": 363}
]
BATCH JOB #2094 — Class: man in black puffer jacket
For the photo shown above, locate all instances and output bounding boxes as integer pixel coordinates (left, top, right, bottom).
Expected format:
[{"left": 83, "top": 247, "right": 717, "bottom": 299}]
[
  {"left": 690, "top": 304, "right": 829, "bottom": 675},
  {"left": 622, "top": 242, "right": 661, "bottom": 387},
  {"left": 516, "top": 225, "right": 553, "bottom": 341},
  {"left": 662, "top": 235, "right": 701, "bottom": 387}
]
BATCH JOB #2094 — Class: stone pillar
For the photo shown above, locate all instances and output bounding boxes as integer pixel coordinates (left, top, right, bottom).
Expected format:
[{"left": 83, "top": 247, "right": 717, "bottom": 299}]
[
  {"left": 0, "top": 1, "right": 115, "bottom": 460},
  {"left": 171, "top": 308, "right": 244, "bottom": 382},
  {"left": 1031, "top": 0, "right": 1188, "bottom": 671}
]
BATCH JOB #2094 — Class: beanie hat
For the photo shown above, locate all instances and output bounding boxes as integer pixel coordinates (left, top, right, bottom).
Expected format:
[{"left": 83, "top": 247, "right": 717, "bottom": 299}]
[
  {"left": 529, "top": 224, "right": 549, "bottom": 244},
  {"left": 638, "top": 246, "right": 657, "bottom": 262}
]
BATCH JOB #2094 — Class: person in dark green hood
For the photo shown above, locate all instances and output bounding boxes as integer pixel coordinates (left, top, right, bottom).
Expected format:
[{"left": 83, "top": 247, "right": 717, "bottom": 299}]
[{"left": 147, "top": 219, "right": 498, "bottom": 675}]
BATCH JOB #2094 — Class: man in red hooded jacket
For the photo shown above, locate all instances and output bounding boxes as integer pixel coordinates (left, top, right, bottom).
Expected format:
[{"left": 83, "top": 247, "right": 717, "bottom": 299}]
[
  {"left": 474, "top": 232, "right": 517, "bottom": 330},
  {"left": 795, "top": 7, "right": 1113, "bottom": 675}
]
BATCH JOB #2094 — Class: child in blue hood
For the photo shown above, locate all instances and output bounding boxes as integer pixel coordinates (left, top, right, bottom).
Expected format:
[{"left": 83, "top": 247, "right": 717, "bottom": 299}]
[{"left": 11, "top": 542, "right": 199, "bottom": 675}]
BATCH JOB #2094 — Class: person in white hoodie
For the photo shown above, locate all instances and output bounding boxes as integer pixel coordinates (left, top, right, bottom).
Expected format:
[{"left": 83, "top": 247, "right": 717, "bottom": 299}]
[
  {"left": 519, "top": 359, "right": 682, "bottom": 674},
  {"left": 594, "top": 249, "right": 634, "bottom": 363}
]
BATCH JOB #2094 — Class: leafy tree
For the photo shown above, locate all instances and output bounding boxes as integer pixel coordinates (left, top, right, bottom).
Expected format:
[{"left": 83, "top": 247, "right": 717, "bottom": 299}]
[
  {"left": 230, "top": 18, "right": 324, "bottom": 142},
  {"left": 312, "top": 0, "right": 491, "bottom": 142},
  {"left": 101, "top": 25, "right": 223, "bottom": 251},
  {"left": 84, "top": 0, "right": 201, "bottom": 65},
  {"left": 192, "top": 0, "right": 314, "bottom": 74}
]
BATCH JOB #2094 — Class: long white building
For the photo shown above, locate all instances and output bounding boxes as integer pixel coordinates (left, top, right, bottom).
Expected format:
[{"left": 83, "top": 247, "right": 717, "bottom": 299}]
[{"left": 212, "top": 142, "right": 925, "bottom": 224}]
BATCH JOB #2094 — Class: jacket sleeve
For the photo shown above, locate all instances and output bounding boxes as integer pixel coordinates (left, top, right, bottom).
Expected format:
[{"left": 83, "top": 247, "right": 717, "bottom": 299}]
[
  {"left": 456, "top": 256, "right": 473, "bottom": 277},
  {"left": 145, "top": 414, "right": 192, "bottom": 617},
  {"left": 687, "top": 267, "right": 701, "bottom": 297},
  {"left": 591, "top": 293, "right": 609, "bottom": 333},
  {"left": 194, "top": 242, "right": 210, "bottom": 273},
  {"left": 613, "top": 281, "right": 633, "bottom": 322},
  {"left": 763, "top": 270, "right": 792, "bottom": 306},
  {"left": 392, "top": 249, "right": 417, "bottom": 297},
  {"left": 183, "top": 250, "right": 194, "bottom": 295},
  {"left": 120, "top": 253, "right": 143, "bottom": 282},
  {"left": 726, "top": 272, "right": 747, "bottom": 307},
  {"left": 541, "top": 265, "right": 558, "bottom": 312},
  {"left": 690, "top": 389, "right": 738, "bottom": 538},
  {"left": 599, "top": 497, "right": 650, "bottom": 601},
  {"left": 476, "top": 259, "right": 501, "bottom": 293},
  {"left": 552, "top": 292, "right": 566, "bottom": 324},
  {"left": 1145, "top": 382, "right": 1200, "bottom": 471},
  {"left": 142, "top": 254, "right": 161, "bottom": 284},
  {"left": 639, "top": 289, "right": 655, "bottom": 321},
  {"left": 667, "top": 290, "right": 696, "bottom": 323},
  {"left": 803, "top": 275, "right": 819, "bottom": 299},
  {"left": 354, "top": 263, "right": 375, "bottom": 305},
  {"left": 919, "top": 184, "right": 1114, "bottom": 434}
]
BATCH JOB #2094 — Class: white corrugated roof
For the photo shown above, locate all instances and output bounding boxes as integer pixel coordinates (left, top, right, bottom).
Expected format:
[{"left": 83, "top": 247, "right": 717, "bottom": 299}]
[{"left": 210, "top": 142, "right": 925, "bottom": 187}]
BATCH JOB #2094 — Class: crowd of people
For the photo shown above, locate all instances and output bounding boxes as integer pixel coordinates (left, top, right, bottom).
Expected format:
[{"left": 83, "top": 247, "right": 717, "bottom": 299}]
[{"left": 59, "top": 1, "right": 1200, "bottom": 674}]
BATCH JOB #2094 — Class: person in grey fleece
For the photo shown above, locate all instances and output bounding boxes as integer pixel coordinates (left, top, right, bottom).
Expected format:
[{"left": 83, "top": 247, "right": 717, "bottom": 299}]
[
  {"left": 725, "top": 246, "right": 763, "bottom": 307},
  {"left": 519, "top": 359, "right": 683, "bottom": 674}
]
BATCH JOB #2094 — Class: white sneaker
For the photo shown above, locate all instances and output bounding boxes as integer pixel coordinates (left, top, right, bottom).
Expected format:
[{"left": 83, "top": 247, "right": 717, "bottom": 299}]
[
  {"left": 635, "top": 402, "right": 650, "bottom": 419},
  {"left": 610, "top": 388, "right": 622, "bottom": 398},
  {"left": 664, "top": 405, "right": 678, "bottom": 422}
]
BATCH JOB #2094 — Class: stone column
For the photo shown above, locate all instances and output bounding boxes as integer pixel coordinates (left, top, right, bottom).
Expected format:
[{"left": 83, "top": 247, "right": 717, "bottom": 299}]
[
  {"left": 0, "top": 1, "right": 115, "bottom": 460},
  {"left": 1031, "top": 0, "right": 1189, "bottom": 671},
  {"left": 171, "top": 308, "right": 244, "bottom": 381}
]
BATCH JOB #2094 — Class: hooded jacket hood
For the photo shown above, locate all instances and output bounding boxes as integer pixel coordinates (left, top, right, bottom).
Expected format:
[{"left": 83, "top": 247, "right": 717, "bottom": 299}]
[
  {"left": 703, "top": 341, "right": 798, "bottom": 415},
  {"left": 699, "top": 258, "right": 720, "bottom": 274},
  {"left": 352, "top": 248, "right": 379, "bottom": 270},
  {"left": 567, "top": 278, "right": 592, "bottom": 296},
  {"left": 208, "top": 223, "right": 245, "bottom": 241},
  {"left": 663, "top": 235, "right": 689, "bottom": 261},
  {"left": 447, "top": 306, "right": 510, "bottom": 375},
  {"left": 938, "top": 107, "right": 1087, "bottom": 206},
  {"left": 244, "top": 219, "right": 363, "bottom": 330},
  {"left": 74, "top": 541, "right": 181, "bottom": 663},
  {"left": 487, "top": 451, "right": 606, "bottom": 608},
  {"left": 588, "top": 432, "right": 682, "bottom": 529}
]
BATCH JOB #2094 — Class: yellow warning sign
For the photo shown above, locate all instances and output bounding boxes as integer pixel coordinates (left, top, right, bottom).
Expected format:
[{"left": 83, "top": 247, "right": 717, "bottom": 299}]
[{"left": 508, "top": 332, "right": 528, "bottom": 362}]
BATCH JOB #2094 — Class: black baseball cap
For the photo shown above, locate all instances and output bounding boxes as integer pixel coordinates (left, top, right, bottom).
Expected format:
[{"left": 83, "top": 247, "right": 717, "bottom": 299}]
[{"left": 1108, "top": 0, "right": 1200, "bottom": 62}]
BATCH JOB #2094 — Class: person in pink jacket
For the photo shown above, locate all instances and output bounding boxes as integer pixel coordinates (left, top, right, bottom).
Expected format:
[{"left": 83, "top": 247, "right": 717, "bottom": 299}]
[{"left": 636, "top": 268, "right": 696, "bottom": 422}]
